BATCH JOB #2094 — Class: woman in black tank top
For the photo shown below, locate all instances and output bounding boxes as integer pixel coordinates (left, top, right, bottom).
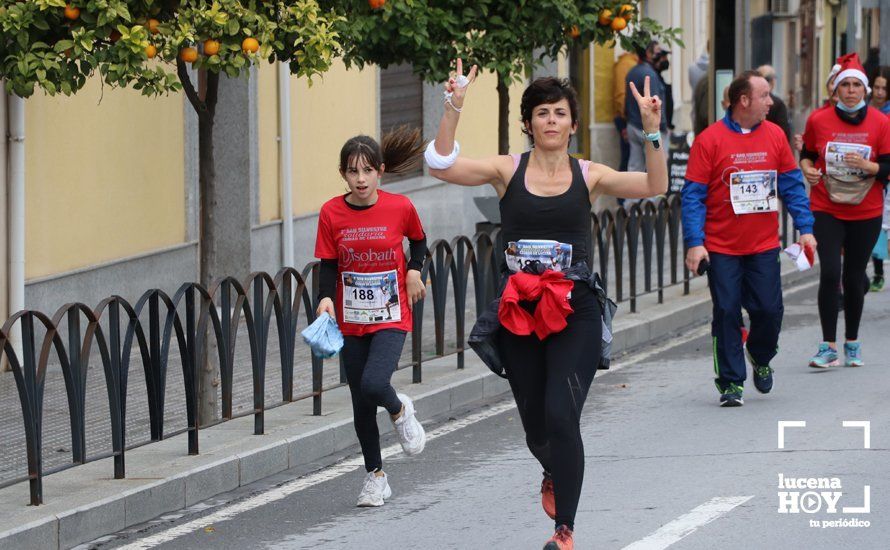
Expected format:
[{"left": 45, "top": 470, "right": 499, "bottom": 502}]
[{"left": 426, "top": 60, "right": 667, "bottom": 550}]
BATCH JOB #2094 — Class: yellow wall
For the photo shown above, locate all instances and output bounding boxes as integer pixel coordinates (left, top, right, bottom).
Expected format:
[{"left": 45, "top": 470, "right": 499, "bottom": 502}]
[
  {"left": 258, "top": 63, "right": 280, "bottom": 223},
  {"left": 257, "top": 63, "right": 529, "bottom": 221},
  {"left": 594, "top": 43, "right": 615, "bottom": 124},
  {"left": 25, "top": 79, "right": 186, "bottom": 279},
  {"left": 294, "top": 61, "right": 378, "bottom": 217}
]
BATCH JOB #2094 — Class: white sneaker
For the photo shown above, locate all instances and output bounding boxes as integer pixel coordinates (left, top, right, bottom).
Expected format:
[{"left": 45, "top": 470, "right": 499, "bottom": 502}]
[
  {"left": 356, "top": 471, "right": 392, "bottom": 507},
  {"left": 393, "top": 393, "right": 426, "bottom": 456}
]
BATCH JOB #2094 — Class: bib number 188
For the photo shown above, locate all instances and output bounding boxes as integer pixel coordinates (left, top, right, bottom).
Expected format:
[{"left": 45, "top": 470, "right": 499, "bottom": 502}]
[{"left": 352, "top": 289, "right": 375, "bottom": 301}]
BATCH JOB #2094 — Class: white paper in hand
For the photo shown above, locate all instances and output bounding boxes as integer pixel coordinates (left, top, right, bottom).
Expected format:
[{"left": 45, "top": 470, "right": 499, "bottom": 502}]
[
  {"left": 453, "top": 75, "right": 470, "bottom": 88},
  {"left": 783, "top": 243, "right": 812, "bottom": 271}
]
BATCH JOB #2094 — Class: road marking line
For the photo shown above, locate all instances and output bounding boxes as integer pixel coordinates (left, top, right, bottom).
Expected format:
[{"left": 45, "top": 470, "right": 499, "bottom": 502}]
[
  {"left": 621, "top": 496, "right": 754, "bottom": 550},
  {"left": 116, "top": 325, "right": 710, "bottom": 549},
  {"left": 117, "top": 400, "right": 517, "bottom": 550}
]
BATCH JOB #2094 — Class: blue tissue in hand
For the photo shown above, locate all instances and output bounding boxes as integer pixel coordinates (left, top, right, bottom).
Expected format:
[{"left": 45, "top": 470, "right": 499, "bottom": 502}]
[{"left": 301, "top": 312, "right": 344, "bottom": 358}]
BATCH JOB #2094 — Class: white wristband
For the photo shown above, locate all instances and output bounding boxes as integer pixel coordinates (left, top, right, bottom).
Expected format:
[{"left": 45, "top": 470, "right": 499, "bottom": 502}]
[{"left": 424, "top": 140, "right": 460, "bottom": 170}]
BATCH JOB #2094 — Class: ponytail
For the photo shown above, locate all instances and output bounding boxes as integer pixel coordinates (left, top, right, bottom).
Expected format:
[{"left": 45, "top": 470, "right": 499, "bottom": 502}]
[
  {"left": 338, "top": 126, "right": 424, "bottom": 176},
  {"left": 381, "top": 126, "right": 424, "bottom": 174}
]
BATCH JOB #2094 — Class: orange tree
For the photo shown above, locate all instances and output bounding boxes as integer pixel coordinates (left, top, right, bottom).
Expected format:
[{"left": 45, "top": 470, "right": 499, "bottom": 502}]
[
  {"left": 325, "top": 0, "right": 681, "bottom": 153},
  {"left": 0, "top": 0, "right": 340, "bottom": 282},
  {"left": 0, "top": 0, "right": 341, "bottom": 421}
]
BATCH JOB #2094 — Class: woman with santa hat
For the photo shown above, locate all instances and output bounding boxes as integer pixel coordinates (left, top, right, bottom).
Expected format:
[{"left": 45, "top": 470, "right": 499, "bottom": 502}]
[{"left": 800, "top": 53, "right": 890, "bottom": 368}]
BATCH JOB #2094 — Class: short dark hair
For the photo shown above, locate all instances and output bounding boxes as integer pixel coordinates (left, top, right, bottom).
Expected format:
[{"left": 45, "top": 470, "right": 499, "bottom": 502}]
[
  {"left": 728, "top": 70, "right": 765, "bottom": 107},
  {"left": 520, "top": 77, "right": 580, "bottom": 145}
]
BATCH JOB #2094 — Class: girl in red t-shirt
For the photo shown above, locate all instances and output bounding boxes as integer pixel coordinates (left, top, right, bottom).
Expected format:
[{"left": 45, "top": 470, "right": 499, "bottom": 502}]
[
  {"left": 800, "top": 54, "right": 890, "bottom": 368},
  {"left": 314, "top": 128, "right": 428, "bottom": 507}
]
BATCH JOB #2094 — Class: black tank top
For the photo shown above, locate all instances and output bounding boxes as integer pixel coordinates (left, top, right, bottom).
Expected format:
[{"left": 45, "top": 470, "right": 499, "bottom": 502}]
[{"left": 499, "top": 152, "right": 592, "bottom": 267}]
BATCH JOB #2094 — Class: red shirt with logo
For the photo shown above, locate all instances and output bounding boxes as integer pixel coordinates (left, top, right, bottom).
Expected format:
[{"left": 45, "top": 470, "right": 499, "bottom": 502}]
[
  {"left": 685, "top": 119, "right": 797, "bottom": 255},
  {"left": 315, "top": 190, "right": 425, "bottom": 336},
  {"left": 803, "top": 106, "right": 890, "bottom": 220}
]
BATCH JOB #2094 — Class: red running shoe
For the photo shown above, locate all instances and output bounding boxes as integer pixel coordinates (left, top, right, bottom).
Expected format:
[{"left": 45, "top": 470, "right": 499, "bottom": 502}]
[
  {"left": 543, "top": 525, "right": 574, "bottom": 550},
  {"left": 541, "top": 472, "right": 556, "bottom": 519}
]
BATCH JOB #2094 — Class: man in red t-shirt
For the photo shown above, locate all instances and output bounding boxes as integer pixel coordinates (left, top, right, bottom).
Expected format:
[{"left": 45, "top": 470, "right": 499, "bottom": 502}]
[{"left": 681, "top": 70, "right": 817, "bottom": 407}]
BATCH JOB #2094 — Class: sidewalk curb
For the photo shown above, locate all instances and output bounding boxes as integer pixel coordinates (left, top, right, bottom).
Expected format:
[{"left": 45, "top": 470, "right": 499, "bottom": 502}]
[{"left": 0, "top": 267, "right": 818, "bottom": 550}]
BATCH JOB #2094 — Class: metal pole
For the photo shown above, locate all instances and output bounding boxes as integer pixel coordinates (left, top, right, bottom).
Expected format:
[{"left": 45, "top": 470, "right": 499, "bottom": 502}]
[
  {"left": 848, "top": 0, "right": 858, "bottom": 54},
  {"left": 278, "top": 63, "right": 294, "bottom": 269},
  {"left": 880, "top": 0, "right": 890, "bottom": 65},
  {"left": 8, "top": 94, "right": 24, "bottom": 360}
]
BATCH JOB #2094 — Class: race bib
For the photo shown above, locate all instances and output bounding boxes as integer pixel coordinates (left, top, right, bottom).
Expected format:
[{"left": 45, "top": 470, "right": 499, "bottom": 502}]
[
  {"left": 505, "top": 239, "right": 572, "bottom": 272},
  {"left": 729, "top": 170, "right": 778, "bottom": 215},
  {"left": 824, "top": 141, "right": 872, "bottom": 182},
  {"left": 341, "top": 270, "right": 401, "bottom": 324}
]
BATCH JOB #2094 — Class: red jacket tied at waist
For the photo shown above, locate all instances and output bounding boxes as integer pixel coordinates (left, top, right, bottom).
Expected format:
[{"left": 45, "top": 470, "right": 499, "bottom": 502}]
[{"left": 498, "top": 271, "right": 574, "bottom": 339}]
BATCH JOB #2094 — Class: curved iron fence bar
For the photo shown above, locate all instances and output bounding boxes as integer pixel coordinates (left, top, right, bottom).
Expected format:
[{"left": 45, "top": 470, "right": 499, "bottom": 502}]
[
  {"left": 469, "top": 230, "right": 497, "bottom": 312},
  {"left": 653, "top": 201, "right": 667, "bottom": 304},
  {"left": 49, "top": 303, "right": 121, "bottom": 483},
  {"left": 449, "top": 235, "right": 477, "bottom": 370},
  {"left": 298, "top": 262, "right": 326, "bottom": 415},
  {"left": 641, "top": 202, "right": 657, "bottom": 295},
  {"left": 428, "top": 239, "right": 456, "bottom": 358},
  {"left": 272, "top": 266, "right": 311, "bottom": 404},
  {"left": 2, "top": 309, "right": 73, "bottom": 505},
  {"left": 625, "top": 204, "right": 643, "bottom": 313},
  {"left": 238, "top": 271, "right": 288, "bottom": 436}
]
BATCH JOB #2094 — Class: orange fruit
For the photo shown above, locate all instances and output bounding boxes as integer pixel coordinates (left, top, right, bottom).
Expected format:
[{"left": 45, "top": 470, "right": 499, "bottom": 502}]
[
  {"left": 179, "top": 47, "right": 198, "bottom": 63},
  {"left": 145, "top": 44, "right": 157, "bottom": 59},
  {"left": 611, "top": 16, "right": 627, "bottom": 31},
  {"left": 64, "top": 4, "right": 80, "bottom": 21},
  {"left": 598, "top": 9, "right": 612, "bottom": 26},
  {"left": 203, "top": 39, "right": 220, "bottom": 56},
  {"left": 567, "top": 25, "right": 580, "bottom": 39},
  {"left": 619, "top": 4, "right": 635, "bottom": 18},
  {"left": 241, "top": 37, "right": 259, "bottom": 54},
  {"left": 147, "top": 18, "right": 160, "bottom": 35},
  {"left": 368, "top": 0, "right": 386, "bottom": 9}
]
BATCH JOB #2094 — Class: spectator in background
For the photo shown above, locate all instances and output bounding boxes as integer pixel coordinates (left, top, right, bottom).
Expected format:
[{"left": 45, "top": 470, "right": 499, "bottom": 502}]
[
  {"left": 757, "top": 65, "right": 792, "bottom": 142},
  {"left": 869, "top": 66, "right": 890, "bottom": 115},
  {"left": 655, "top": 50, "right": 675, "bottom": 131},
  {"left": 692, "top": 75, "right": 709, "bottom": 136},
  {"left": 625, "top": 40, "right": 668, "bottom": 172},
  {"left": 688, "top": 43, "right": 709, "bottom": 91},
  {"left": 613, "top": 50, "right": 638, "bottom": 172},
  {"left": 793, "top": 63, "right": 842, "bottom": 152},
  {"left": 690, "top": 43, "right": 710, "bottom": 137}
]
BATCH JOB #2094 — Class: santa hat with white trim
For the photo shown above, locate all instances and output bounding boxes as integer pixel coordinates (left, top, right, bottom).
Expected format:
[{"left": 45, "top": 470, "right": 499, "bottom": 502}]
[{"left": 831, "top": 52, "right": 870, "bottom": 93}]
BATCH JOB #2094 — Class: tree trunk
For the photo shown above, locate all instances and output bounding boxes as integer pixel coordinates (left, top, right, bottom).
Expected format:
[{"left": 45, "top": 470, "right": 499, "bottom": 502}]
[
  {"left": 178, "top": 61, "right": 221, "bottom": 426},
  {"left": 496, "top": 75, "right": 510, "bottom": 155},
  {"left": 196, "top": 110, "right": 220, "bottom": 425}
]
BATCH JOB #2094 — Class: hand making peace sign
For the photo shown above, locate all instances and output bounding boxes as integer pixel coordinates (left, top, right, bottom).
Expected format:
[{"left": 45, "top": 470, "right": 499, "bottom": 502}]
[
  {"left": 445, "top": 59, "right": 478, "bottom": 110},
  {"left": 629, "top": 76, "right": 663, "bottom": 134}
]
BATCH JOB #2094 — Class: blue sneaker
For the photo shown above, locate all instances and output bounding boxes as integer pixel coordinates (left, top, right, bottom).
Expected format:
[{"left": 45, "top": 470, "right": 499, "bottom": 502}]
[
  {"left": 746, "top": 348, "right": 774, "bottom": 394},
  {"left": 809, "top": 343, "right": 839, "bottom": 368},
  {"left": 844, "top": 342, "right": 864, "bottom": 367},
  {"left": 719, "top": 383, "right": 744, "bottom": 407}
]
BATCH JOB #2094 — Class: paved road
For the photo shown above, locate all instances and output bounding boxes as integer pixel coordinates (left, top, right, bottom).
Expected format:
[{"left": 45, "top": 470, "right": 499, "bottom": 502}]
[{"left": 87, "top": 281, "right": 889, "bottom": 550}]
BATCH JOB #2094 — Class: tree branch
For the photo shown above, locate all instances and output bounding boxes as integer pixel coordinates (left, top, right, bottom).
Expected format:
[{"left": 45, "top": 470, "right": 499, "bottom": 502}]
[
  {"left": 177, "top": 58, "right": 204, "bottom": 114},
  {"left": 205, "top": 70, "right": 220, "bottom": 118}
]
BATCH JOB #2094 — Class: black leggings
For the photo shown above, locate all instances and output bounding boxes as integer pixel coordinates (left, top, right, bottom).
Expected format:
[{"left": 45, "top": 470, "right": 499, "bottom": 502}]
[
  {"left": 813, "top": 212, "right": 882, "bottom": 341},
  {"left": 342, "top": 329, "right": 406, "bottom": 472},
  {"left": 498, "top": 283, "right": 602, "bottom": 531}
]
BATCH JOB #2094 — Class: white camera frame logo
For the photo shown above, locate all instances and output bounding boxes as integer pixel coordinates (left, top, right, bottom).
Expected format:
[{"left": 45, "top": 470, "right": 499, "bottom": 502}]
[{"left": 776, "top": 421, "right": 871, "bottom": 515}]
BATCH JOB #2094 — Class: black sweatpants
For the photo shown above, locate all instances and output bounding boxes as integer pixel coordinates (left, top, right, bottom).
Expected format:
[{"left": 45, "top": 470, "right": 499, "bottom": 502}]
[
  {"left": 813, "top": 212, "right": 882, "bottom": 341},
  {"left": 498, "top": 282, "right": 602, "bottom": 531},
  {"left": 342, "top": 329, "right": 406, "bottom": 472}
]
